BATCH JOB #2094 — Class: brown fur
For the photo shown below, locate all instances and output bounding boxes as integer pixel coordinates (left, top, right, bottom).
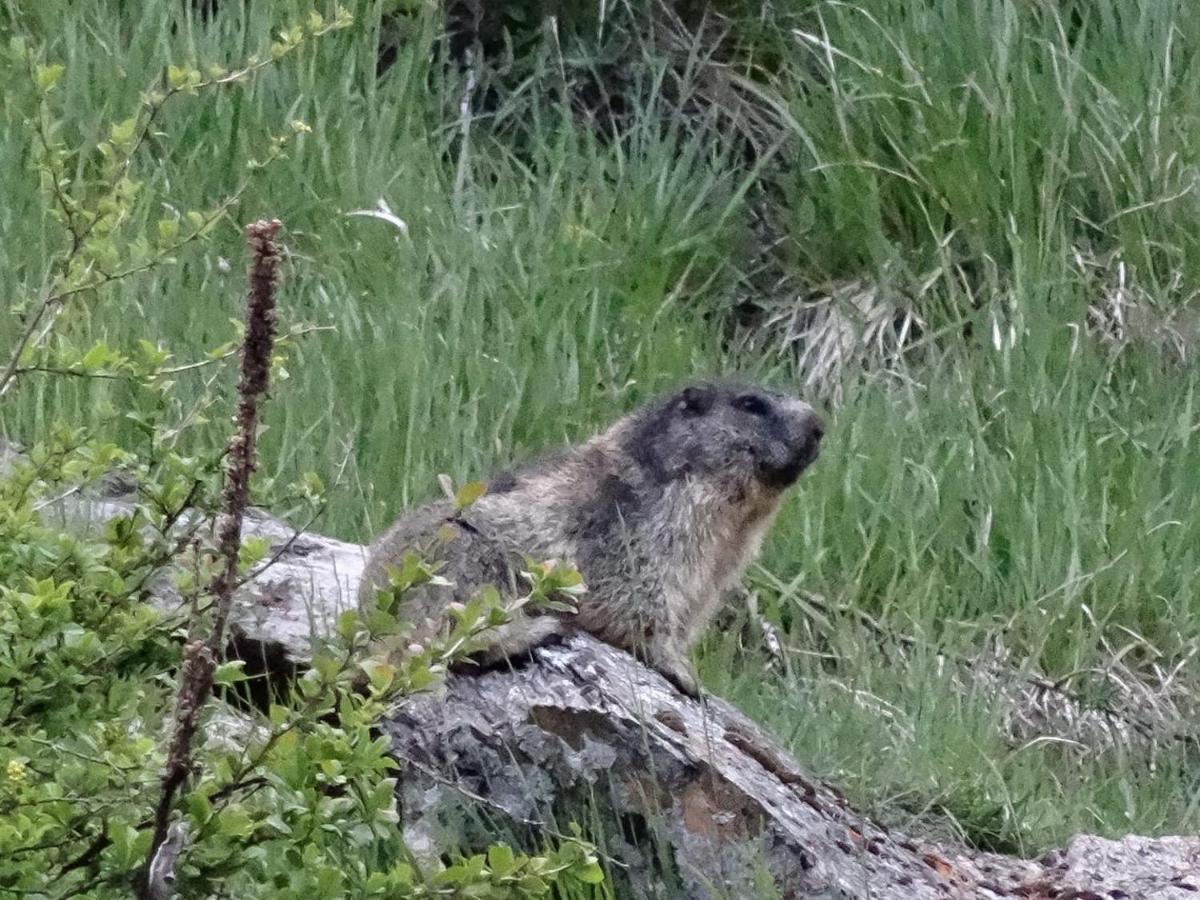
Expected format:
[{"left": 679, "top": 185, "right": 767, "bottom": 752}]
[{"left": 358, "top": 381, "right": 824, "bottom": 696}]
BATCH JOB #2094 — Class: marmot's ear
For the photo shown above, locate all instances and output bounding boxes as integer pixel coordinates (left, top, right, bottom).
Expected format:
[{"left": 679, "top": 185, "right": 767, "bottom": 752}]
[{"left": 679, "top": 385, "right": 715, "bottom": 416}]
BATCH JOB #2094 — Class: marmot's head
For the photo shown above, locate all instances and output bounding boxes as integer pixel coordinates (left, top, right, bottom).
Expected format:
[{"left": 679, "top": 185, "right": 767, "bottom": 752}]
[{"left": 619, "top": 381, "right": 824, "bottom": 491}]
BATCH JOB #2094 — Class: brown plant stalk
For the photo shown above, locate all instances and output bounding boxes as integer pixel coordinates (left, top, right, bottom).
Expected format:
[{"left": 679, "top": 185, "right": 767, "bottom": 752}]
[{"left": 139, "top": 219, "right": 283, "bottom": 899}]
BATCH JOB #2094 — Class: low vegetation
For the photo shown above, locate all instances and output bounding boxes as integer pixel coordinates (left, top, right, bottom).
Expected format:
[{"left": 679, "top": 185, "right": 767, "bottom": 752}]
[{"left": 1, "top": 0, "right": 1197, "bottom": 893}]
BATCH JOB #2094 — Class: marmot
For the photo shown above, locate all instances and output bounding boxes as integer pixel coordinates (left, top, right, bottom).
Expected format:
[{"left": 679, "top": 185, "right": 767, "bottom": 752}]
[{"left": 357, "top": 380, "right": 824, "bottom": 696}]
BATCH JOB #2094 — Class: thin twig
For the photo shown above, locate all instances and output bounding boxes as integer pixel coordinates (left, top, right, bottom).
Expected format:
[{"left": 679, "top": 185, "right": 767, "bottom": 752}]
[
  {"left": 0, "top": 133, "right": 294, "bottom": 404},
  {"left": 1, "top": 193, "right": 236, "bottom": 401},
  {"left": 12, "top": 325, "right": 331, "bottom": 382}
]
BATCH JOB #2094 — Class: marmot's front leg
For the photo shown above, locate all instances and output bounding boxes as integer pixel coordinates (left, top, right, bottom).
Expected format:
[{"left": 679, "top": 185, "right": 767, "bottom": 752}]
[
  {"left": 471, "top": 614, "right": 569, "bottom": 667},
  {"left": 647, "top": 642, "right": 700, "bottom": 698},
  {"left": 600, "top": 612, "right": 702, "bottom": 697}
]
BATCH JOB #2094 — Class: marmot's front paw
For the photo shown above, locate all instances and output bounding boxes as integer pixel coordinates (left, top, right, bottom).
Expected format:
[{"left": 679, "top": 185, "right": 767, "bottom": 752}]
[{"left": 657, "top": 659, "right": 700, "bottom": 698}]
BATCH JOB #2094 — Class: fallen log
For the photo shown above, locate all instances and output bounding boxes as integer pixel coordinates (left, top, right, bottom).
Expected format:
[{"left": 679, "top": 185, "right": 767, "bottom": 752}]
[
  {"left": 386, "top": 631, "right": 1042, "bottom": 898},
  {"left": 386, "top": 635, "right": 1200, "bottom": 898},
  {"left": 9, "top": 446, "right": 1198, "bottom": 898}
]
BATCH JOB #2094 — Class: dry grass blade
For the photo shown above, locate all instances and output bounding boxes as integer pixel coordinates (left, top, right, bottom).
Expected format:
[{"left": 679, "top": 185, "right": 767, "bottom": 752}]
[
  {"left": 1077, "top": 246, "right": 1200, "bottom": 362},
  {"left": 735, "top": 271, "right": 925, "bottom": 402}
]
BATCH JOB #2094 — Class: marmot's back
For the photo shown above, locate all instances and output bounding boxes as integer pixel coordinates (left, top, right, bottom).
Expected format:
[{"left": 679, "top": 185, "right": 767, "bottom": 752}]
[{"left": 358, "top": 381, "right": 824, "bottom": 695}]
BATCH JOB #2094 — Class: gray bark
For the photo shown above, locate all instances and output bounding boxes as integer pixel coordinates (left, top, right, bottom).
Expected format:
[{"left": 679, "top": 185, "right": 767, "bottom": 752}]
[
  {"left": 7, "top": 444, "right": 1197, "bottom": 899},
  {"left": 386, "top": 632, "right": 1036, "bottom": 898},
  {"left": 383, "top": 633, "right": 1200, "bottom": 899}
]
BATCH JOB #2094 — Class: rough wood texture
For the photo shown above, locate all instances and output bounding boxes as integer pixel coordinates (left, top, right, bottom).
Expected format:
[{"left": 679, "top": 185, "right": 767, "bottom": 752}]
[
  {"left": 386, "top": 632, "right": 1040, "bottom": 898},
  {"left": 382, "top": 633, "right": 1200, "bottom": 899},
  {"left": 8, "top": 448, "right": 1197, "bottom": 899}
]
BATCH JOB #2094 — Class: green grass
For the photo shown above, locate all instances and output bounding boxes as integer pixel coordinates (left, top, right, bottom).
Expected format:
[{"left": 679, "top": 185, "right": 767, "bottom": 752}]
[
  {"left": 3, "top": 0, "right": 1198, "bottom": 860},
  {"left": 706, "top": 344, "right": 1200, "bottom": 853}
]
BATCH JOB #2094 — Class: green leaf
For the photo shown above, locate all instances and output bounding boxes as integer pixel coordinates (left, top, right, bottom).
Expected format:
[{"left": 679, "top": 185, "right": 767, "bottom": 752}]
[
  {"left": 454, "top": 480, "right": 487, "bottom": 510},
  {"left": 137, "top": 339, "right": 170, "bottom": 367},
  {"left": 336, "top": 608, "right": 363, "bottom": 641},
  {"left": 268, "top": 703, "right": 290, "bottom": 727},
  {"left": 109, "top": 117, "right": 137, "bottom": 147},
  {"left": 302, "top": 471, "right": 325, "bottom": 497},
  {"left": 365, "top": 661, "right": 396, "bottom": 693},
  {"left": 517, "top": 875, "right": 549, "bottom": 895},
  {"left": 81, "top": 342, "right": 112, "bottom": 371},
  {"left": 487, "top": 843, "right": 515, "bottom": 877},
  {"left": 36, "top": 63, "right": 65, "bottom": 91},
  {"left": 238, "top": 535, "right": 270, "bottom": 571},
  {"left": 216, "top": 807, "right": 254, "bottom": 838},
  {"left": 213, "top": 660, "right": 248, "bottom": 686},
  {"left": 157, "top": 217, "right": 180, "bottom": 242},
  {"left": 184, "top": 790, "right": 213, "bottom": 825},
  {"left": 167, "top": 65, "right": 199, "bottom": 90},
  {"left": 573, "top": 861, "right": 605, "bottom": 884},
  {"left": 106, "top": 821, "right": 139, "bottom": 867}
]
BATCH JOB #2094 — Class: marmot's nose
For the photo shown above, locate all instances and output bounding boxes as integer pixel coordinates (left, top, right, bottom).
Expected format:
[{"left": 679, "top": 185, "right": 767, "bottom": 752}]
[
  {"left": 805, "top": 411, "right": 825, "bottom": 444},
  {"left": 792, "top": 408, "right": 824, "bottom": 471},
  {"left": 791, "top": 405, "right": 823, "bottom": 447}
]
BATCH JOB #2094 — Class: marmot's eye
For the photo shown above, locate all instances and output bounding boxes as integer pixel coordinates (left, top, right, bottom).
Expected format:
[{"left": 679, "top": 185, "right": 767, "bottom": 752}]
[
  {"left": 679, "top": 386, "right": 714, "bottom": 416},
  {"left": 734, "top": 394, "right": 770, "bottom": 416}
]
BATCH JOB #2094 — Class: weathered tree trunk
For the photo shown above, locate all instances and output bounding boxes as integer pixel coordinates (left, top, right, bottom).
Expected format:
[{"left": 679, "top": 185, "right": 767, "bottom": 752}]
[{"left": 11, "top": 450, "right": 1198, "bottom": 899}]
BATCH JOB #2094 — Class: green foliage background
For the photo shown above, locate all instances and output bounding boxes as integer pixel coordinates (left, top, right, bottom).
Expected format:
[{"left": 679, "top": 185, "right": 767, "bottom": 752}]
[{"left": 2, "top": 0, "right": 1199, "bottom": 892}]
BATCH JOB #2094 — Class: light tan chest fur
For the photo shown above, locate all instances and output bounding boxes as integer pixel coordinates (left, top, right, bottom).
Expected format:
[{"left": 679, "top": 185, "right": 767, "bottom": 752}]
[{"left": 666, "top": 481, "right": 782, "bottom": 645}]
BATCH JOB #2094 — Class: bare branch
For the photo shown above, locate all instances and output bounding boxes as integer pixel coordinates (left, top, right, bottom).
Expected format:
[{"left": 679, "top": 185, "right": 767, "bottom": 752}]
[{"left": 139, "top": 220, "right": 283, "bottom": 898}]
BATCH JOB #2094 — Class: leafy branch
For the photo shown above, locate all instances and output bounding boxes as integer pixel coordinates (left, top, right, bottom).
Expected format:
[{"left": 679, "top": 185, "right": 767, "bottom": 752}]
[{"left": 0, "top": 7, "right": 352, "bottom": 402}]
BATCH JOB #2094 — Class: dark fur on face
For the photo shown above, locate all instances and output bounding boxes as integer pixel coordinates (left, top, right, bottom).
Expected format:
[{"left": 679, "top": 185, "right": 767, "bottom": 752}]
[{"left": 625, "top": 381, "right": 824, "bottom": 489}]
